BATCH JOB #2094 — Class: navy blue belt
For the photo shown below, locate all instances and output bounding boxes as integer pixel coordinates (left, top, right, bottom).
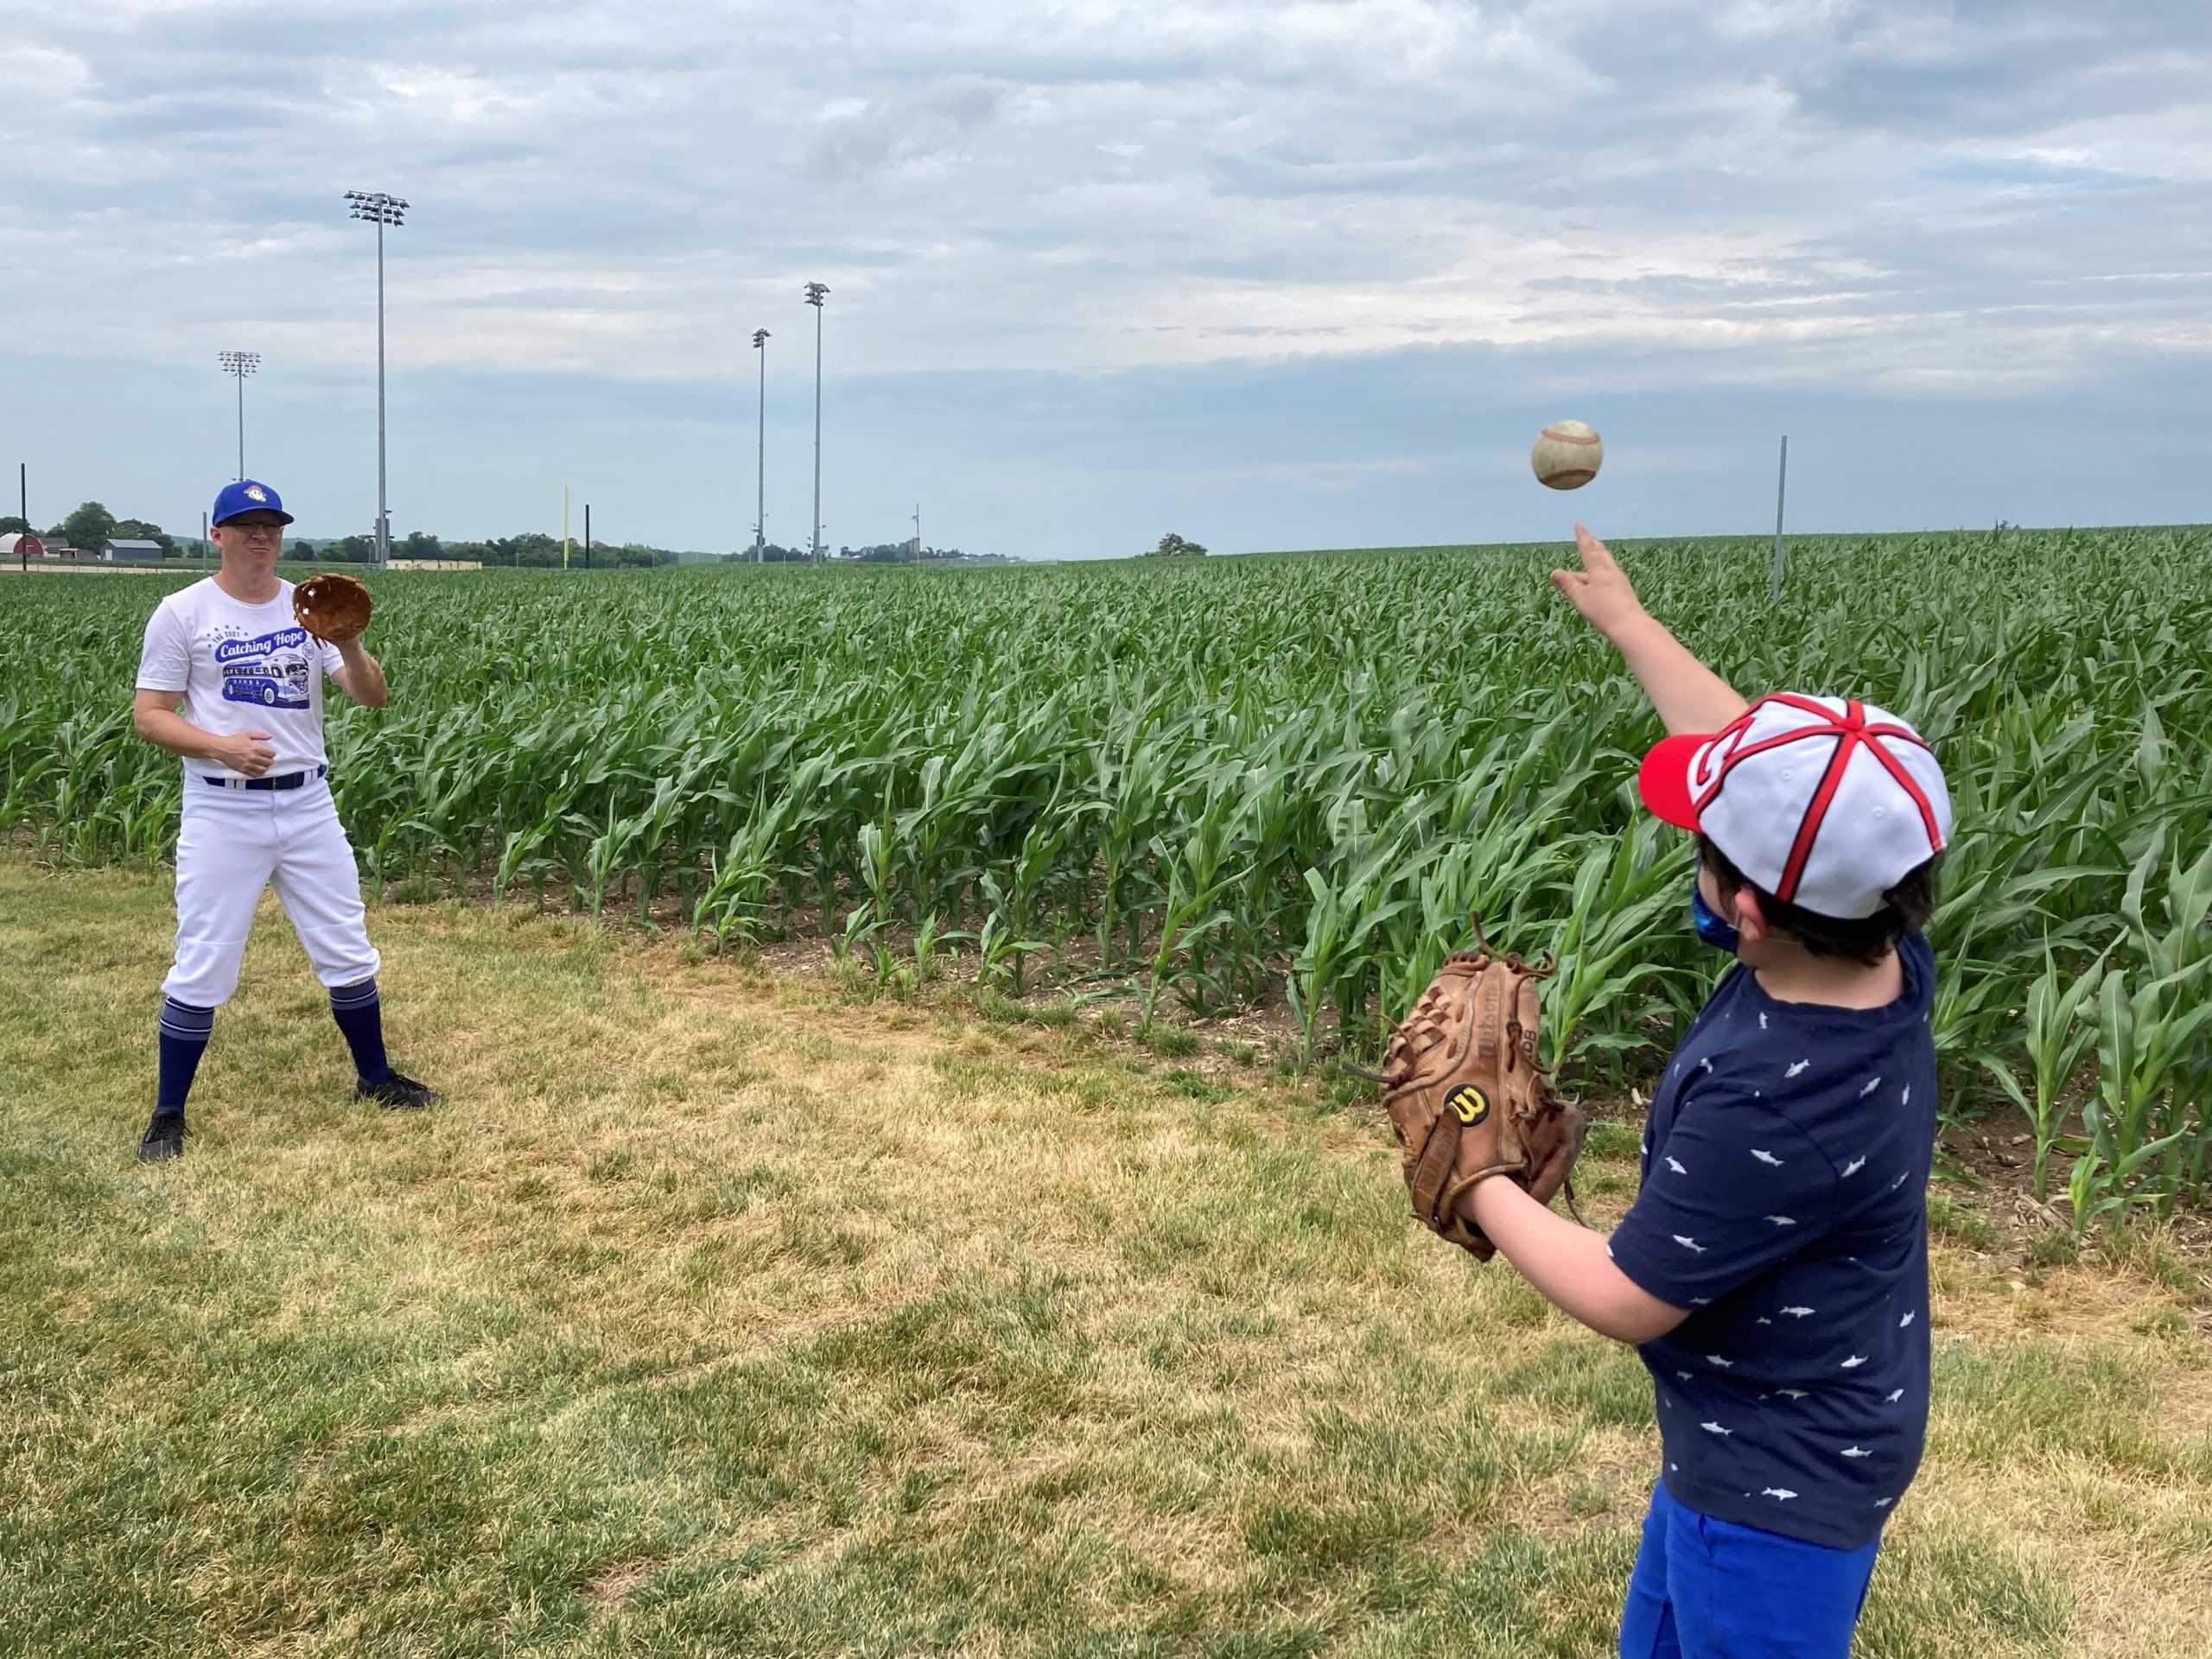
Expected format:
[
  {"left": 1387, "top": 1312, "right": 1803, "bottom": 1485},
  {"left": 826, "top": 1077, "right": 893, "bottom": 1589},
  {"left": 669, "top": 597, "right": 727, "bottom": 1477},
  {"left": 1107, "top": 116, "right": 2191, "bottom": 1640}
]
[{"left": 204, "top": 764, "right": 327, "bottom": 792}]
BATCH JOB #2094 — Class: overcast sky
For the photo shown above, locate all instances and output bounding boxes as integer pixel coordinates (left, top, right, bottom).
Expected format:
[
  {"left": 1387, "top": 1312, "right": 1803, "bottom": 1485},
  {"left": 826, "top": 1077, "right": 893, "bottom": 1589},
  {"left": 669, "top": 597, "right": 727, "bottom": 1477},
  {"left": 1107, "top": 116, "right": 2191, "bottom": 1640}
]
[{"left": 2, "top": 1, "right": 2206, "bottom": 558}]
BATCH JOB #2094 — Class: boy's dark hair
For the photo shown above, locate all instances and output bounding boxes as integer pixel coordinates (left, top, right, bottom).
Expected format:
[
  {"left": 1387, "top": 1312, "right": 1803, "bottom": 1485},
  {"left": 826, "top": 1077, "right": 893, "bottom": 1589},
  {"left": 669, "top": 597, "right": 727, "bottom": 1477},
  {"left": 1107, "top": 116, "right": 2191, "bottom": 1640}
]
[{"left": 1696, "top": 834, "right": 1938, "bottom": 967}]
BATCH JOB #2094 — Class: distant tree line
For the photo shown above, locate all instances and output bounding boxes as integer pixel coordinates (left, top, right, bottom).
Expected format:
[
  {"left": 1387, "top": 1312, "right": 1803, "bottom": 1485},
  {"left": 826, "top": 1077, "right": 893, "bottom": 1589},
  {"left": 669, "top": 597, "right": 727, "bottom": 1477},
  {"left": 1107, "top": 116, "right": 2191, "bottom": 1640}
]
[
  {"left": 311, "top": 531, "right": 677, "bottom": 568},
  {"left": 2, "top": 502, "right": 178, "bottom": 554},
  {"left": 718, "top": 541, "right": 1010, "bottom": 564},
  {"left": 1, "top": 505, "right": 1009, "bottom": 569},
  {"left": 1147, "top": 532, "right": 1206, "bottom": 557}
]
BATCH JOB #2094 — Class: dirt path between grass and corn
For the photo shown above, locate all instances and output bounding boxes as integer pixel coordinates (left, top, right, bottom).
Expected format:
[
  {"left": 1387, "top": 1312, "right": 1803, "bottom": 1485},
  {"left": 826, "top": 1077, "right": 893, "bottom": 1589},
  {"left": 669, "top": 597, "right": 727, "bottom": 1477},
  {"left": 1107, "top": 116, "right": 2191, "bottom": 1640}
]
[{"left": 3, "top": 857, "right": 2210, "bottom": 1658}]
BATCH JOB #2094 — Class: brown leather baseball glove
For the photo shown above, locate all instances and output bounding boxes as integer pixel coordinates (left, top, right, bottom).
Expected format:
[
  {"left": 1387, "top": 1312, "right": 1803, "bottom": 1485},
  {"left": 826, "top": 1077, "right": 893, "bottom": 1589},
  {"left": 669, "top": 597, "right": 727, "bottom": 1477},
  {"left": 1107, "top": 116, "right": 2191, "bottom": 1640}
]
[
  {"left": 293, "top": 573, "right": 373, "bottom": 644},
  {"left": 1364, "top": 929, "right": 1587, "bottom": 1260}
]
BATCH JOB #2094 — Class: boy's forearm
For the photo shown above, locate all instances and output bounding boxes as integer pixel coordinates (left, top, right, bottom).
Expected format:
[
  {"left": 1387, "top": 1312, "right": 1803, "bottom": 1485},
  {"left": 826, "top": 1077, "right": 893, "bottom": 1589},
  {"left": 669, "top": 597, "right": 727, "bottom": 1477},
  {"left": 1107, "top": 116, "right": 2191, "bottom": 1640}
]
[
  {"left": 1466, "top": 1177, "right": 1686, "bottom": 1345},
  {"left": 1606, "top": 613, "right": 1751, "bottom": 739}
]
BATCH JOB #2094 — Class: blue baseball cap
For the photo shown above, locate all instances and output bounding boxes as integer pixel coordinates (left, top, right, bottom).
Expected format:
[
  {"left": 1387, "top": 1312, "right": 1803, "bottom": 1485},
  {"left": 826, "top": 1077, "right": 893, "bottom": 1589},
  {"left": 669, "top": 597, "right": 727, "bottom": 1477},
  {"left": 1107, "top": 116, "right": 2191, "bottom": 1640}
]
[{"left": 212, "top": 479, "right": 294, "bottom": 525}]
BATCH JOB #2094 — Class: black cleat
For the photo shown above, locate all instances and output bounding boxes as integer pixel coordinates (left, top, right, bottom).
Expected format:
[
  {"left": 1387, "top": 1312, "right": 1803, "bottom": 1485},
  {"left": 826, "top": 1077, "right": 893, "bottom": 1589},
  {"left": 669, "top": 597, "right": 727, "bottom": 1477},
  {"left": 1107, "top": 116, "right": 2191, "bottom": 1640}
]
[
  {"left": 137, "top": 1112, "right": 188, "bottom": 1162},
  {"left": 357, "top": 1071, "right": 444, "bottom": 1111}
]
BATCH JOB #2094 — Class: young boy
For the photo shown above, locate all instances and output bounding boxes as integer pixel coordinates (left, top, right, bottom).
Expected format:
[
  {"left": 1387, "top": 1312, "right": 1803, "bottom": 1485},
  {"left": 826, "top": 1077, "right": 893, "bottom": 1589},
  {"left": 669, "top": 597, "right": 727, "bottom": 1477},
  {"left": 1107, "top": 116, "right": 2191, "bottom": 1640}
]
[{"left": 1465, "top": 524, "right": 1951, "bottom": 1658}]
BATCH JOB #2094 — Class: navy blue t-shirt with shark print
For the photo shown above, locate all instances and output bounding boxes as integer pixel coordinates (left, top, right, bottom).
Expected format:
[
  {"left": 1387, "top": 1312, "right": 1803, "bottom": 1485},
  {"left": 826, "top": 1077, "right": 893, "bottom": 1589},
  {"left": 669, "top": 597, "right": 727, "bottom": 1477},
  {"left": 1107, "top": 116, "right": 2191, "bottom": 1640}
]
[{"left": 1606, "top": 931, "right": 1938, "bottom": 1550}]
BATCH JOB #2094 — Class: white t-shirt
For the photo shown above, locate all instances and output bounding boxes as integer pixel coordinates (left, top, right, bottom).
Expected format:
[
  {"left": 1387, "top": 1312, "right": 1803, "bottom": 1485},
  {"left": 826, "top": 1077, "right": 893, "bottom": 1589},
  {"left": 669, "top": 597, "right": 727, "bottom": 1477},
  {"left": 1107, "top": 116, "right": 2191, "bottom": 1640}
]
[{"left": 136, "top": 578, "right": 345, "bottom": 780}]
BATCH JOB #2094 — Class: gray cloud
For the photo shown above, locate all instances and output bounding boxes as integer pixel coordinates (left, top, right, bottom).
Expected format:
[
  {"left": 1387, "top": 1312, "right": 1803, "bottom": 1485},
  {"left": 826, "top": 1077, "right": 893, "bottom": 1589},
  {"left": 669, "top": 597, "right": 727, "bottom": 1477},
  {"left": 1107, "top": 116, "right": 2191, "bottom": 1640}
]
[
  {"left": 0, "top": 1, "right": 2206, "bottom": 554},
  {"left": 807, "top": 79, "right": 1007, "bottom": 181}
]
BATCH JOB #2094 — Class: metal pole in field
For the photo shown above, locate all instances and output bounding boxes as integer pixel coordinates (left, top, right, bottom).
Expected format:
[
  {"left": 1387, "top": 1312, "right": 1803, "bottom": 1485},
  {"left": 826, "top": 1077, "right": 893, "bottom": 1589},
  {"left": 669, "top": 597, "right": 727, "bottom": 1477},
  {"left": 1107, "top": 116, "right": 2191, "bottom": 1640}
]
[
  {"left": 753, "top": 328, "right": 770, "bottom": 563},
  {"left": 563, "top": 486, "right": 570, "bottom": 570},
  {"left": 1771, "top": 435, "right": 1789, "bottom": 601},
  {"left": 17, "top": 463, "right": 25, "bottom": 573},
  {"left": 913, "top": 502, "right": 921, "bottom": 566},
  {"left": 804, "top": 283, "right": 828, "bottom": 565},
  {"left": 585, "top": 503, "right": 592, "bottom": 569},
  {"left": 346, "top": 192, "right": 407, "bottom": 568},
  {"left": 377, "top": 219, "right": 387, "bottom": 564},
  {"left": 218, "top": 352, "right": 259, "bottom": 479}
]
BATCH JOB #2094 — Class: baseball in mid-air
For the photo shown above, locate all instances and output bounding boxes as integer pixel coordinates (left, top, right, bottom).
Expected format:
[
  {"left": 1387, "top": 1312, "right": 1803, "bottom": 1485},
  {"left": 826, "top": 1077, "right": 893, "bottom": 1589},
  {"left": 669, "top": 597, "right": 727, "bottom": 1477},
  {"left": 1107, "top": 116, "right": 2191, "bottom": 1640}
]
[{"left": 1531, "top": 419, "right": 1603, "bottom": 491}]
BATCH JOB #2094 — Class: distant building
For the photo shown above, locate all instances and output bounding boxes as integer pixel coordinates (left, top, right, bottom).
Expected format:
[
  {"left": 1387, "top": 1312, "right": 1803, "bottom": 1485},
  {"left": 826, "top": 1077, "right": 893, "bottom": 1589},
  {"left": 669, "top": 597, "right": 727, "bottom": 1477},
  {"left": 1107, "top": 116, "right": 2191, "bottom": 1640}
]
[{"left": 101, "top": 539, "right": 170, "bottom": 563}]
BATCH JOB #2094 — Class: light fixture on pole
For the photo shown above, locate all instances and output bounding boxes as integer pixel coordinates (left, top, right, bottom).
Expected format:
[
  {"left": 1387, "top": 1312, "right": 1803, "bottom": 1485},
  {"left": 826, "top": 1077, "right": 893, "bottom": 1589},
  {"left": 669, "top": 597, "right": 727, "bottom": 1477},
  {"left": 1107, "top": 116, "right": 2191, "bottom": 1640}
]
[
  {"left": 804, "top": 282, "right": 828, "bottom": 566},
  {"left": 753, "top": 327, "right": 770, "bottom": 563},
  {"left": 217, "top": 352, "right": 259, "bottom": 480},
  {"left": 345, "top": 189, "right": 408, "bottom": 568}
]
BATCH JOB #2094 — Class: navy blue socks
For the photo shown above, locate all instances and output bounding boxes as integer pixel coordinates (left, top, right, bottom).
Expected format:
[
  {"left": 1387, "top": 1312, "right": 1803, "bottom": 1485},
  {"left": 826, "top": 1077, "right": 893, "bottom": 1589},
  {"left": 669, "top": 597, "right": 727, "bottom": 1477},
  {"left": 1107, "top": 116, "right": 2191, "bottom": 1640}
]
[
  {"left": 156, "top": 984, "right": 397, "bottom": 1116},
  {"left": 156, "top": 999, "right": 214, "bottom": 1117},
  {"left": 329, "top": 977, "right": 392, "bottom": 1085}
]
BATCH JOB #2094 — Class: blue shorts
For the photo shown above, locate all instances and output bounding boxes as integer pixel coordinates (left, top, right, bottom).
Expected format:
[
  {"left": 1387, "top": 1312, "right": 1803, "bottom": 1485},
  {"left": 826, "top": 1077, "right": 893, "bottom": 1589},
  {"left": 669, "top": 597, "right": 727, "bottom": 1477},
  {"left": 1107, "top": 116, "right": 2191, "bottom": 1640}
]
[{"left": 1621, "top": 1484, "right": 1881, "bottom": 1659}]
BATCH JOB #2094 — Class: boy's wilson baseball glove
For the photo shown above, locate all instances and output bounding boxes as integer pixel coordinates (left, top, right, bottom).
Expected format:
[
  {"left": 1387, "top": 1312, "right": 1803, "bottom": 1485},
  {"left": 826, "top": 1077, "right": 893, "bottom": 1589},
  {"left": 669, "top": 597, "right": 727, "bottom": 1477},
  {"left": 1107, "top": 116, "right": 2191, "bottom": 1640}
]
[
  {"left": 293, "top": 573, "right": 373, "bottom": 644},
  {"left": 1363, "top": 931, "right": 1587, "bottom": 1261}
]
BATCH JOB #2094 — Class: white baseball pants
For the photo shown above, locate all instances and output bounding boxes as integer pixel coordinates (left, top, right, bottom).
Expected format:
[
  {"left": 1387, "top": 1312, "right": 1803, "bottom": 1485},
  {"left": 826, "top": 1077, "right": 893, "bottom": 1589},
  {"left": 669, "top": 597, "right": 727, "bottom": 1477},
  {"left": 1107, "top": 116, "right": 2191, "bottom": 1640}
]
[{"left": 162, "top": 776, "right": 381, "bottom": 1007}]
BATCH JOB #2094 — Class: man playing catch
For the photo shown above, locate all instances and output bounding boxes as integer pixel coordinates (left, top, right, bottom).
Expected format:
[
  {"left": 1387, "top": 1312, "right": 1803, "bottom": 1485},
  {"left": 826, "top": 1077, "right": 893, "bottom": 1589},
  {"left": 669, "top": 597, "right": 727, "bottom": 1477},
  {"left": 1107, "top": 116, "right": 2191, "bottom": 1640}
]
[{"left": 130, "top": 480, "right": 441, "bottom": 1162}]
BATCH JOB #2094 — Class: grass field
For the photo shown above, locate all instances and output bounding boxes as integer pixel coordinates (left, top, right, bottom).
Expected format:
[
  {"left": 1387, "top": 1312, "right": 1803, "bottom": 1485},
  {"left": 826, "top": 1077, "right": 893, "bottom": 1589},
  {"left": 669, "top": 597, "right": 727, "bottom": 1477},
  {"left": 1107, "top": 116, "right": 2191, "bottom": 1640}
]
[{"left": 4, "top": 857, "right": 2209, "bottom": 1657}]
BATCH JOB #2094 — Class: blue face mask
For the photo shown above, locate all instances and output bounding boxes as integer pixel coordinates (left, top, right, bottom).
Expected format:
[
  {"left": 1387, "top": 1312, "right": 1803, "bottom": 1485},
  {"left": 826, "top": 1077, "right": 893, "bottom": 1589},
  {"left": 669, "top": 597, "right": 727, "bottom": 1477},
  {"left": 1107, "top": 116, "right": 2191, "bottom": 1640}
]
[{"left": 1692, "top": 883, "right": 1742, "bottom": 953}]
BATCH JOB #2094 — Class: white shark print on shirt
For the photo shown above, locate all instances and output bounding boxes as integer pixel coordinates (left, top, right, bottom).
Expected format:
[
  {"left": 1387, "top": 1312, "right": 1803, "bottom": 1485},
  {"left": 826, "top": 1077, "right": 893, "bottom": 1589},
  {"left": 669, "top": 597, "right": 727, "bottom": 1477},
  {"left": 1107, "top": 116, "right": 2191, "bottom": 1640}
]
[
  {"left": 1758, "top": 1012, "right": 1769, "bottom": 1030},
  {"left": 1751, "top": 1148, "right": 1786, "bottom": 1167},
  {"left": 1900, "top": 1311, "right": 1916, "bottom": 1327},
  {"left": 1840, "top": 1446, "right": 1872, "bottom": 1459},
  {"left": 1674, "top": 1235, "right": 1708, "bottom": 1254},
  {"left": 1666, "top": 1156, "right": 1688, "bottom": 1175},
  {"left": 1762, "top": 1488, "right": 1798, "bottom": 1500},
  {"left": 1859, "top": 1076, "right": 1882, "bottom": 1097},
  {"left": 1780, "top": 1306, "right": 1815, "bottom": 1319},
  {"left": 1700, "top": 1421, "right": 1732, "bottom": 1436},
  {"left": 1785, "top": 1059, "right": 1810, "bottom": 1078},
  {"left": 1777, "top": 1389, "right": 1809, "bottom": 1400},
  {"left": 1764, "top": 1215, "right": 1797, "bottom": 1226},
  {"left": 1841, "top": 1156, "right": 1868, "bottom": 1177},
  {"left": 1841, "top": 1354, "right": 1869, "bottom": 1369},
  {"left": 1704, "top": 1355, "right": 1734, "bottom": 1369},
  {"left": 1885, "top": 1389, "right": 1905, "bottom": 1403}
]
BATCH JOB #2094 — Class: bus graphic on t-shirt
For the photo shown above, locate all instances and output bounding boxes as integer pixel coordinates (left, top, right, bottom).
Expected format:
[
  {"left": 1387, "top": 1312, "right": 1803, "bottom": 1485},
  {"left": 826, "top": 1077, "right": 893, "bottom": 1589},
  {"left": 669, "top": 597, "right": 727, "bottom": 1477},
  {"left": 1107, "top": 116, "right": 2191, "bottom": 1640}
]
[{"left": 214, "top": 628, "right": 315, "bottom": 710}]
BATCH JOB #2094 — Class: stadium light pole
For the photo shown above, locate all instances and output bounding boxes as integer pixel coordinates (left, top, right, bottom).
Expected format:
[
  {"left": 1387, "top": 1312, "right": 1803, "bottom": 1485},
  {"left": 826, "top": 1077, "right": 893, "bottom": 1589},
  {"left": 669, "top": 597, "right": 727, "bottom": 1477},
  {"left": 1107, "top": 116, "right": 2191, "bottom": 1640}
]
[
  {"left": 753, "top": 328, "right": 770, "bottom": 563},
  {"left": 804, "top": 282, "right": 828, "bottom": 565},
  {"left": 217, "top": 352, "right": 259, "bottom": 480},
  {"left": 345, "top": 190, "right": 407, "bottom": 568}
]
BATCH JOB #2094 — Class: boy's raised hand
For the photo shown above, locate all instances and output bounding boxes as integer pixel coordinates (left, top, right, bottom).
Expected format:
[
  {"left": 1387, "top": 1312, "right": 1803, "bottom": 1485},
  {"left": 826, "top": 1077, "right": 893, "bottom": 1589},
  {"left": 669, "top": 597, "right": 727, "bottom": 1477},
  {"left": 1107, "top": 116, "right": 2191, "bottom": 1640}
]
[
  {"left": 1551, "top": 522, "right": 1750, "bottom": 736},
  {"left": 1550, "top": 523, "right": 1647, "bottom": 641}
]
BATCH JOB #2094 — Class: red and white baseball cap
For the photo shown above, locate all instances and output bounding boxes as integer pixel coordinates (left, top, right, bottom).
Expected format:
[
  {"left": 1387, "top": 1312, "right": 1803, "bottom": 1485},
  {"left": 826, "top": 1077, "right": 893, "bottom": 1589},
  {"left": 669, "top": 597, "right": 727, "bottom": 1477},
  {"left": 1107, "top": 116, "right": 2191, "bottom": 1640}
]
[{"left": 1637, "top": 694, "right": 1952, "bottom": 920}]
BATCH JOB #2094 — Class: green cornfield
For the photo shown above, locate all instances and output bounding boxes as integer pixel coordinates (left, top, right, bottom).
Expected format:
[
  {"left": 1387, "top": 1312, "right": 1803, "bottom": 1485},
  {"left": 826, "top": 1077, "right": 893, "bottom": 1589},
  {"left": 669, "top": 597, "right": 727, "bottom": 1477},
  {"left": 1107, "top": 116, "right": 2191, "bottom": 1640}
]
[{"left": 5, "top": 528, "right": 2209, "bottom": 1222}]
